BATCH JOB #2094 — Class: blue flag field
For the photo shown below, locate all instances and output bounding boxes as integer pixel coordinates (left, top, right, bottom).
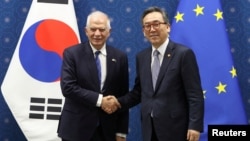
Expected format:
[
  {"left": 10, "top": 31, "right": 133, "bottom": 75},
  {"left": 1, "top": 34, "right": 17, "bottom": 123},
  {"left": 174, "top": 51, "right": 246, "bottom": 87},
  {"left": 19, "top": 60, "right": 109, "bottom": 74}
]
[{"left": 170, "top": 0, "right": 248, "bottom": 140}]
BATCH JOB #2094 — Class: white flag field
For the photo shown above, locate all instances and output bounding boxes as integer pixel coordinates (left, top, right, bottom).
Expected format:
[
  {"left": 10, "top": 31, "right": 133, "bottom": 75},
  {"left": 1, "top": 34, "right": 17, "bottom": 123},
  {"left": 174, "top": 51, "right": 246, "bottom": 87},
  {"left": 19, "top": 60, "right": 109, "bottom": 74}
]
[{"left": 1, "top": 0, "right": 80, "bottom": 140}]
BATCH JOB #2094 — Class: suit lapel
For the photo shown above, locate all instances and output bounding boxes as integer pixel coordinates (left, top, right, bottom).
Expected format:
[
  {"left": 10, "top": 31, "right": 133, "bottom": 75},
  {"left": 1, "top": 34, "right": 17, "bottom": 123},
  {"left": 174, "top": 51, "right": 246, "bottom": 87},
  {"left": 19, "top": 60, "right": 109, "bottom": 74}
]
[
  {"left": 84, "top": 43, "right": 100, "bottom": 89},
  {"left": 145, "top": 49, "right": 154, "bottom": 90},
  {"left": 155, "top": 41, "right": 175, "bottom": 91},
  {"left": 102, "top": 46, "right": 115, "bottom": 92}
]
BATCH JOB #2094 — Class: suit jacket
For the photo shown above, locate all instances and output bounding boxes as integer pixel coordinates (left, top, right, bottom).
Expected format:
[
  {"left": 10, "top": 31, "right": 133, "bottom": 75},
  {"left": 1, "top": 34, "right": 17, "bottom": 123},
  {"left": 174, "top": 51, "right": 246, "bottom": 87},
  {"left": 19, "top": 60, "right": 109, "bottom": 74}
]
[
  {"left": 57, "top": 41, "right": 129, "bottom": 141},
  {"left": 118, "top": 40, "right": 204, "bottom": 141}
]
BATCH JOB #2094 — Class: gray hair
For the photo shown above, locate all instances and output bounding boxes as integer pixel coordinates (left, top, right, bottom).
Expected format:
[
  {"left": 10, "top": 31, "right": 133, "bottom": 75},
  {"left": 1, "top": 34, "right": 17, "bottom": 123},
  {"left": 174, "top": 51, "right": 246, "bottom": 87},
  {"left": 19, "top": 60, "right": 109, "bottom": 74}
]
[{"left": 86, "top": 11, "right": 111, "bottom": 29}]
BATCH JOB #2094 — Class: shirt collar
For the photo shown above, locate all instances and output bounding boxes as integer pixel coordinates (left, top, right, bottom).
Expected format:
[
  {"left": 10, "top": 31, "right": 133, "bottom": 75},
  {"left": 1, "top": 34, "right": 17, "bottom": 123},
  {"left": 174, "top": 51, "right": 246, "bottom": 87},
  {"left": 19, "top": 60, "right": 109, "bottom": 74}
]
[
  {"left": 152, "top": 38, "right": 169, "bottom": 56},
  {"left": 90, "top": 42, "right": 107, "bottom": 56}
]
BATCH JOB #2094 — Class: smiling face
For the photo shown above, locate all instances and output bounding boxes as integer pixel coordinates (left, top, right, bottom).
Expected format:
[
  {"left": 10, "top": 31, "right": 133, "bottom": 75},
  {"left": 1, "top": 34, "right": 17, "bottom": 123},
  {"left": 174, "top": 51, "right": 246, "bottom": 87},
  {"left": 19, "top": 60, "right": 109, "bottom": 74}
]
[
  {"left": 85, "top": 12, "right": 111, "bottom": 50},
  {"left": 142, "top": 11, "right": 170, "bottom": 48}
]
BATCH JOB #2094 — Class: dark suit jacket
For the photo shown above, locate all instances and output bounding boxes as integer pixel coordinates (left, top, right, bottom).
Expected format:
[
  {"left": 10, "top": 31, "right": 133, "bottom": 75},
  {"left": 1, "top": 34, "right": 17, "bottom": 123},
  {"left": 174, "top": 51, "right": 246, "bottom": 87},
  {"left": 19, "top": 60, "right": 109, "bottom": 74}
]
[
  {"left": 57, "top": 41, "right": 129, "bottom": 141},
  {"left": 118, "top": 40, "right": 204, "bottom": 141}
]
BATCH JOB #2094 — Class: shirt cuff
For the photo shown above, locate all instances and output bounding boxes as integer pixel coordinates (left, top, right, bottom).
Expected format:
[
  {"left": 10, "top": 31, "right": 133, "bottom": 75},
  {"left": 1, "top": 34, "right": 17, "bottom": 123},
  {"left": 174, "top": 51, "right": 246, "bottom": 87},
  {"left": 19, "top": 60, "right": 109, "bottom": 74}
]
[
  {"left": 116, "top": 133, "right": 126, "bottom": 138},
  {"left": 96, "top": 94, "right": 103, "bottom": 107}
]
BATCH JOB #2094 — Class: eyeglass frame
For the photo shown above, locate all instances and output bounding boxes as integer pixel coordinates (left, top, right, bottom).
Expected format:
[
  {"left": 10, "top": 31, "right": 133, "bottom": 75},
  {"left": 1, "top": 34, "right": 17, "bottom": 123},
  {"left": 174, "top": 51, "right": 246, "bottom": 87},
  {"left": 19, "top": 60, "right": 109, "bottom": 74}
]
[{"left": 143, "top": 21, "right": 167, "bottom": 31}]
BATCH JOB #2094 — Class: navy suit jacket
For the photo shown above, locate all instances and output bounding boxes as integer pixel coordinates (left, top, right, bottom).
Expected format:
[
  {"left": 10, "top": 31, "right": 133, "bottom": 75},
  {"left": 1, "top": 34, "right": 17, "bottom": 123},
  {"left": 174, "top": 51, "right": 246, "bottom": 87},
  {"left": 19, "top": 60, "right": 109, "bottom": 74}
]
[
  {"left": 118, "top": 40, "right": 204, "bottom": 141},
  {"left": 57, "top": 41, "right": 129, "bottom": 141}
]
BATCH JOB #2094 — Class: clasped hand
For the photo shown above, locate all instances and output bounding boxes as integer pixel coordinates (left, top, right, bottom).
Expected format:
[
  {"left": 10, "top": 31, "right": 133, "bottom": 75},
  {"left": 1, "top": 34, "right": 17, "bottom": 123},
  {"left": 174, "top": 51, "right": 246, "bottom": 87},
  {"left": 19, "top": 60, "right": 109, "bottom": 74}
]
[{"left": 101, "top": 96, "right": 121, "bottom": 114}]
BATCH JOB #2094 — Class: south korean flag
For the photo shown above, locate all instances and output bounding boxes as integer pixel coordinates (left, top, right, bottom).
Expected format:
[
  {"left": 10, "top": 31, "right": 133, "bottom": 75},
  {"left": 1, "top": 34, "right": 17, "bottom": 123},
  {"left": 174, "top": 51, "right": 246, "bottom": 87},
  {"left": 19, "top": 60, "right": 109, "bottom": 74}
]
[{"left": 1, "top": 0, "right": 80, "bottom": 140}]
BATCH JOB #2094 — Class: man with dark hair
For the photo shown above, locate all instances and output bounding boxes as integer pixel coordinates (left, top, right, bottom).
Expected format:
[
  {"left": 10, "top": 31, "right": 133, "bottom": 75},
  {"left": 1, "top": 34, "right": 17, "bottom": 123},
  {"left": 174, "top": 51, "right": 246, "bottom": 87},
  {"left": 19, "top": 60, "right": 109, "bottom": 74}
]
[{"left": 103, "top": 6, "right": 204, "bottom": 141}]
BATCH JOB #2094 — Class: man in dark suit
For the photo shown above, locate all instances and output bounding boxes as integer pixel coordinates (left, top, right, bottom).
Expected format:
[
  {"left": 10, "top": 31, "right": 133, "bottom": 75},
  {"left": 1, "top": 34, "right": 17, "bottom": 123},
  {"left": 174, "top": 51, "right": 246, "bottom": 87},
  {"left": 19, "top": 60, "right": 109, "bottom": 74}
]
[
  {"left": 103, "top": 6, "right": 204, "bottom": 141},
  {"left": 57, "top": 11, "right": 129, "bottom": 141}
]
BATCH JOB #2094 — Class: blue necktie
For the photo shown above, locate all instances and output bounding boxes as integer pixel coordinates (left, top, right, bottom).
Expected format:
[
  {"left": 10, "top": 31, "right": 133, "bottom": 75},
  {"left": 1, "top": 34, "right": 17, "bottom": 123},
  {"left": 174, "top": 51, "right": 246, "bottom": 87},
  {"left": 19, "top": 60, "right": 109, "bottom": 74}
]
[
  {"left": 95, "top": 51, "right": 101, "bottom": 87},
  {"left": 152, "top": 50, "right": 160, "bottom": 90}
]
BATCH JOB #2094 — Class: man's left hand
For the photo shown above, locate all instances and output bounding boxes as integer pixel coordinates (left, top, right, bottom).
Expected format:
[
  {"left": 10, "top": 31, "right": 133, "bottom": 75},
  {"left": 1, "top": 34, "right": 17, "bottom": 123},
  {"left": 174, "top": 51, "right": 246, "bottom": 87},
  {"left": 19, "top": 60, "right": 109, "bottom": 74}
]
[{"left": 187, "top": 129, "right": 200, "bottom": 141}]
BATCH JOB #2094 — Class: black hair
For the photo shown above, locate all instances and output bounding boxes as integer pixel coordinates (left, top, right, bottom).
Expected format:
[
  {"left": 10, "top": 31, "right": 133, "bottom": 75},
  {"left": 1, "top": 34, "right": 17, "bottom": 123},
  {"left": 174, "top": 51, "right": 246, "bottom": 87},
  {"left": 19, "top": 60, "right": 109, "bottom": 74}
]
[{"left": 141, "top": 6, "right": 169, "bottom": 25}]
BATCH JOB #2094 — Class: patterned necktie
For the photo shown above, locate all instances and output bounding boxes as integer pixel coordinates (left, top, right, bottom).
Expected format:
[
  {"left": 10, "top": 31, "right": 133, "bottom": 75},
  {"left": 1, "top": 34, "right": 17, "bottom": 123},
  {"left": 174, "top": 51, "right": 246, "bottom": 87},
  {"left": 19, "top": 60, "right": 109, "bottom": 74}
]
[
  {"left": 152, "top": 50, "right": 160, "bottom": 90},
  {"left": 95, "top": 51, "right": 101, "bottom": 87}
]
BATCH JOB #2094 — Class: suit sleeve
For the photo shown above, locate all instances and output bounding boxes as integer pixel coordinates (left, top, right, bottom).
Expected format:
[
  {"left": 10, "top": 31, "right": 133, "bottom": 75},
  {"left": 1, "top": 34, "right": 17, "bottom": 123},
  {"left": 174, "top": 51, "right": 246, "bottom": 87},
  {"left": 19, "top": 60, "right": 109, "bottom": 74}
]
[
  {"left": 60, "top": 48, "right": 99, "bottom": 106},
  {"left": 116, "top": 53, "right": 129, "bottom": 134},
  {"left": 118, "top": 53, "right": 142, "bottom": 109},
  {"left": 181, "top": 49, "right": 204, "bottom": 132}
]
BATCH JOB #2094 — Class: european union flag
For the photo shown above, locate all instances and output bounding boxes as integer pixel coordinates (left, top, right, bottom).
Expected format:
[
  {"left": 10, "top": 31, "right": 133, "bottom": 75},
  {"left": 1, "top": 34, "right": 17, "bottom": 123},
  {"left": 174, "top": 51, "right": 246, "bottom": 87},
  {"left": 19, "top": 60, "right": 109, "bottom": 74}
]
[{"left": 170, "top": 0, "right": 248, "bottom": 140}]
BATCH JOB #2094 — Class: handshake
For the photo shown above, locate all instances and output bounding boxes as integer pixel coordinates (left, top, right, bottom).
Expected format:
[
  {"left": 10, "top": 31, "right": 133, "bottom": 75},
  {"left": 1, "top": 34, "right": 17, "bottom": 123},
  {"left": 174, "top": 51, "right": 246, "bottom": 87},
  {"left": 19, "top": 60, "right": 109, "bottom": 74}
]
[{"left": 101, "top": 95, "right": 121, "bottom": 114}]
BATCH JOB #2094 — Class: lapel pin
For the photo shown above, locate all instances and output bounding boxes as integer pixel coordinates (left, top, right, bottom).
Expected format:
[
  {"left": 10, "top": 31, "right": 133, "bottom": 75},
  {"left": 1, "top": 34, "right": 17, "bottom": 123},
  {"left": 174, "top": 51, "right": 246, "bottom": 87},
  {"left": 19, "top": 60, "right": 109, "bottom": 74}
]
[
  {"left": 167, "top": 54, "right": 171, "bottom": 57},
  {"left": 112, "top": 58, "right": 117, "bottom": 62}
]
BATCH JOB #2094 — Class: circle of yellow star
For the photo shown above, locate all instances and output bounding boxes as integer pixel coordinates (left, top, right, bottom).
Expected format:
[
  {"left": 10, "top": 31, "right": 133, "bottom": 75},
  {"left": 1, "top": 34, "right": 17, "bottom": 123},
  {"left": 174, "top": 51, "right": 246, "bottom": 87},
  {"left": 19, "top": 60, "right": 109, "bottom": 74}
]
[
  {"left": 214, "top": 9, "right": 223, "bottom": 21},
  {"left": 174, "top": 11, "right": 184, "bottom": 23},
  {"left": 193, "top": 4, "right": 204, "bottom": 16},
  {"left": 215, "top": 81, "right": 227, "bottom": 94},
  {"left": 230, "top": 66, "right": 237, "bottom": 78}
]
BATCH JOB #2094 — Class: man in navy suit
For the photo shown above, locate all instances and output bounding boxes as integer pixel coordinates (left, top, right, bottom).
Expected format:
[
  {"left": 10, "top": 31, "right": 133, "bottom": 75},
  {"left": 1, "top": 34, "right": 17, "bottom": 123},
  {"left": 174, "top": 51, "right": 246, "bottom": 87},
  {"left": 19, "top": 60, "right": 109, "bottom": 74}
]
[
  {"left": 103, "top": 6, "right": 204, "bottom": 141},
  {"left": 57, "top": 11, "right": 129, "bottom": 141}
]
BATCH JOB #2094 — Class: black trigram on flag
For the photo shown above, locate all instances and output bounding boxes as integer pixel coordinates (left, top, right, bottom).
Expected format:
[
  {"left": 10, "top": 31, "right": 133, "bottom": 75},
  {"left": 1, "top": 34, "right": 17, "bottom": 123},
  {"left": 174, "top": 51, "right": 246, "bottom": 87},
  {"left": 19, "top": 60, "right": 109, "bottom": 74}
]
[
  {"left": 29, "top": 97, "right": 63, "bottom": 120},
  {"left": 1, "top": 0, "right": 79, "bottom": 139}
]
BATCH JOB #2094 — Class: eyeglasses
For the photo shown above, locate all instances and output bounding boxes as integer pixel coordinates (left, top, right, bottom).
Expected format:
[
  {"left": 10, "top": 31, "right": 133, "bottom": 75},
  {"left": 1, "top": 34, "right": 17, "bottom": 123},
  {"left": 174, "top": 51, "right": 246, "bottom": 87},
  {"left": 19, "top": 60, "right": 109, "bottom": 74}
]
[{"left": 143, "top": 22, "right": 166, "bottom": 31}]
